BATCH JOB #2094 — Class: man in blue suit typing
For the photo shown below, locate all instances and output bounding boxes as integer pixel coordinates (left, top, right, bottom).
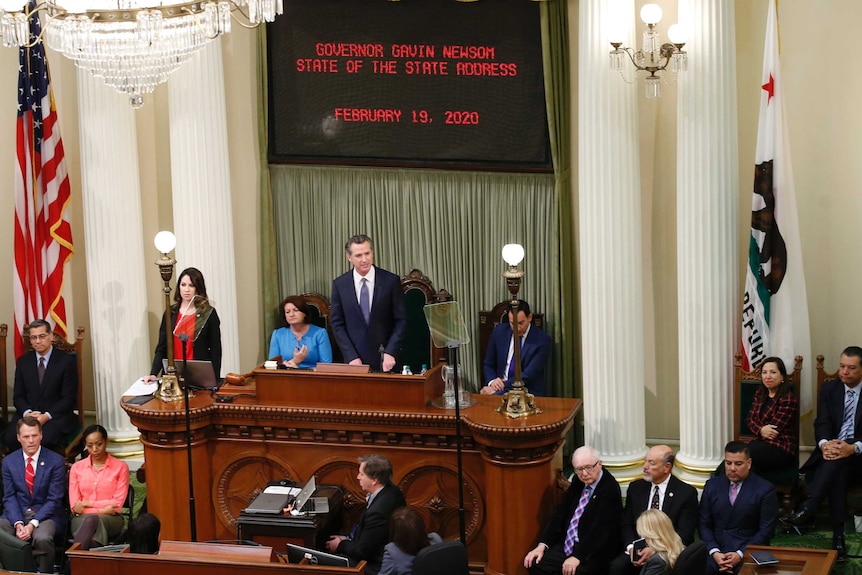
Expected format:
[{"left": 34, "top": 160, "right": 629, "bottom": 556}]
[
  {"left": 331, "top": 235, "right": 407, "bottom": 373},
  {"left": 699, "top": 441, "right": 778, "bottom": 573},
  {"left": 0, "top": 416, "right": 67, "bottom": 573},
  {"left": 481, "top": 299, "right": 552, "bottom": 396}
]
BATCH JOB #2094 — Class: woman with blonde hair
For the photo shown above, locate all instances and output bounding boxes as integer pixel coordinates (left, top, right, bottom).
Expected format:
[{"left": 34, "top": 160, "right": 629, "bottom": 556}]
[{"left": 635, "top": 509, "right": 685, "bottom": 575}]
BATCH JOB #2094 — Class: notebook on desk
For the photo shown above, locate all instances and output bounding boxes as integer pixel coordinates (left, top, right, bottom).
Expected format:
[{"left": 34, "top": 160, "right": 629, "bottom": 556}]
[{"left": 286, "top": 476, "right": 330, "bottom": 515}]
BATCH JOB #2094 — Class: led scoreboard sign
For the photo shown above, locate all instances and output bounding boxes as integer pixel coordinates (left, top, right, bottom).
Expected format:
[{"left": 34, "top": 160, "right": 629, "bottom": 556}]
[{"left": 267, "top": 0, "right": 552, "bottom": 171}]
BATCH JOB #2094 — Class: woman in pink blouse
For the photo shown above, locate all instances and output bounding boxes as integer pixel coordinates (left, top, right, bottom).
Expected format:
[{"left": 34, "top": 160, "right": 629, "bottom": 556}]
[{"left": 69, "top": 424, "right": 130, "bottom": 549}]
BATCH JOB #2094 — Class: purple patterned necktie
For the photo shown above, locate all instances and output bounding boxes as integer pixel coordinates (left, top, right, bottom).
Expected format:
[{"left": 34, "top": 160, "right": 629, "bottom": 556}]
[
  {"left": 359, "top": 278, "right": 370, "bottom": 324},
  {"left": 729, "top": 481, "right": 739, "bottom": 506},
  {"left": 563, "top": 485, "right": 592, "bottom": 555}
]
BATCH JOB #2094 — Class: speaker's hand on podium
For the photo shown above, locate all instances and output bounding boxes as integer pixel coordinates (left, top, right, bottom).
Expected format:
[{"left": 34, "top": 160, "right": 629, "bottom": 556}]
[{"left": 382, "top": 353, "right": 396, "bottom": 373}]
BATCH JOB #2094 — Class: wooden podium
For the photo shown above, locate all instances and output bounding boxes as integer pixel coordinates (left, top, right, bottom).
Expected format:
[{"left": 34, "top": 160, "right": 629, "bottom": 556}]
[{"left": 122, "top": 366, "right": 580, "bottom": 575}]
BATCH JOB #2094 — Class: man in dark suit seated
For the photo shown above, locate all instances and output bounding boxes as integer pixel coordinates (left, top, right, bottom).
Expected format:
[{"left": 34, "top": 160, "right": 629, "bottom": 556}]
[
  {"left": 480, "top": 299, "right": 552, "bottom": 396},
  {"left": 0, "top": 416, "right": 67, "bottom": 573},
  {"left": 784, "top": 346, "right": 862, "bottom": 561},
  {"left": 699, "top": 441, "right": 777, "bottom": 573},
  {"left": 330, "top": 234, "right": 407, "bottom": 373},
  {"left": 523, "top": 446, "right": 623, "bottom": 575},
  {"left": 609, "top": 445, "right": 698, "bottom": 575},
  {"left": 5, "top": 319, "right": 78, "bottom": 451},
  {"left": 325, "top": 454, "right": 406, "bottom": 575}
]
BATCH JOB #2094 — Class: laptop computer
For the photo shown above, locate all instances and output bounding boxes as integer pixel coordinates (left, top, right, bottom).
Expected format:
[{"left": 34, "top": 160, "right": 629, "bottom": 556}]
[
  {"left": 286, "top": 476, "right": 330, "bottom": 515},
  {"left": 242, "top": 491, "right": 292, "bottom": 515},
  {"left": 286, "top": 543, "right": 349, "bottom": 567},
  {"left": 162, "top": 358, "right": 219, "bottom": 389}
]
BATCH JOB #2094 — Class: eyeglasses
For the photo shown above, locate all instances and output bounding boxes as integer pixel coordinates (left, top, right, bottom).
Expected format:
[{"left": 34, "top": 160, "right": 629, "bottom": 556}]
[
  {"left": 28, "top": 334, "right": 50, "bottom": 342},
  {"left": 574, "top": 461, "right": 600, "bottom": 475}
]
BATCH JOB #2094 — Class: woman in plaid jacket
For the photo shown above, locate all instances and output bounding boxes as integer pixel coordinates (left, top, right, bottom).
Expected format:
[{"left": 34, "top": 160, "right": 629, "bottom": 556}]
[{"left": 745, "top": 356, "right": 799, "bottom": 474}]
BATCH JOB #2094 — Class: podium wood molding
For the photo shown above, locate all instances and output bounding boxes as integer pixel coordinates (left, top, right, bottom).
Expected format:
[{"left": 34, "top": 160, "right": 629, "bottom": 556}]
[{"left": 123, "top": 370, "right": 580, "bottom": 575}]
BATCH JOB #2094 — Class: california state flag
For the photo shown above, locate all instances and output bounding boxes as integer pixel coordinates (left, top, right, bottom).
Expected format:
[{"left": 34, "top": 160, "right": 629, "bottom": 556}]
[{"left": 741, "top": 0, "right": 812, "bottom": 414}]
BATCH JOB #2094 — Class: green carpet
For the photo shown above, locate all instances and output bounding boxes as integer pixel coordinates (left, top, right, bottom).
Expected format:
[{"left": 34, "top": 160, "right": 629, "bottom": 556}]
[{"left": 773, "top": 525, "right": 862, "bottom": 574}]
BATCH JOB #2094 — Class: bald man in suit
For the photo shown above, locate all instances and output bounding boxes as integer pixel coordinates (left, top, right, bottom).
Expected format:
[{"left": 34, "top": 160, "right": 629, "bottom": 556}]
[
  {"left": 524, "top": 446, "right": 623, "bottom": 575},
  {"left": 610, "top": 445, "right": 698, "bottom": 575}
]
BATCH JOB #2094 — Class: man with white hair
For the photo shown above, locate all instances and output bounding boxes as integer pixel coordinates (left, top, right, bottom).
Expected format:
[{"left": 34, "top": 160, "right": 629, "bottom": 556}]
[{"left": 523, "top": 446, "right": 623, "bottom": 575}]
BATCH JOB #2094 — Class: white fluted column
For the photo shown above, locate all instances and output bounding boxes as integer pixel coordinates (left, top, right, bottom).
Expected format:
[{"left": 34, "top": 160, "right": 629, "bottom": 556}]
[
  {"left": 77, "top": 70, "right": 148, "bottom": 458},
  {"left": 167, "top": 40, "right": 240, "bottom": 377},
  {"left": 578, "top": 0, "right": 647, "bottom": 480},
  {"left": 674, "top": 0, "right": 738, "bottom": 485}
]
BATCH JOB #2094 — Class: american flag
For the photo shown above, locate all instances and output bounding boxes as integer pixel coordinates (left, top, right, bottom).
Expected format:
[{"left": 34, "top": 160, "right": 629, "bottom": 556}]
[{"left": 13, "top": 1, "right": 74, "bottom": 358}]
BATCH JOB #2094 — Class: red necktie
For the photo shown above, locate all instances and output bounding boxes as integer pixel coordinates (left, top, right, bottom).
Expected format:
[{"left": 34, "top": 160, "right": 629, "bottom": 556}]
[{"left": 25, "top": 457, "right": 34, "bottom": 495}]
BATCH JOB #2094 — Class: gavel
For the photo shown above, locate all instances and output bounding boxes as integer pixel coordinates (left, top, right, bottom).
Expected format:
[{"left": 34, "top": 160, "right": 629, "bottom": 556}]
[{"left": 224, "top": 371, "right": 254, "bottom": 386}]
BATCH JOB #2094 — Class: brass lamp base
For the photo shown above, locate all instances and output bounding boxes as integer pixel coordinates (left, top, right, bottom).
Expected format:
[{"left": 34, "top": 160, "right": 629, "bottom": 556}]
[
  {"left": 156, "top": 373, "right": 184, "bottom": 403},
  {"left": 497, "top": 387, "right": 542, "bottom": 419}
]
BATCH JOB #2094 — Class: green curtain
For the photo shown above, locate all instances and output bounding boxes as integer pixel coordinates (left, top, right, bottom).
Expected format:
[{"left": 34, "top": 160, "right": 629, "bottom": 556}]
[
  {"left": 258, "top": 28, "right": 281, "bottom": 358},
  {"left": 270, "top": 165, "right": 556, "bottom": 391},
  {"left": 258, "top": 2, "right": 574, "bottom": 395},
  {"left": 541, "top": 0, "right": 577, "bottom": 400}
]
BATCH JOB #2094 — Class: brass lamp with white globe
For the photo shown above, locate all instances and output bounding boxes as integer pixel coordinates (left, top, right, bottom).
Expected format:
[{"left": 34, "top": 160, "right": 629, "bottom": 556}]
[
  {"left": 497, "top": 243, "right": 542, "bottom": 418},
  {"left": 153, "top": 231, "right": 184, "bottom": 403}
]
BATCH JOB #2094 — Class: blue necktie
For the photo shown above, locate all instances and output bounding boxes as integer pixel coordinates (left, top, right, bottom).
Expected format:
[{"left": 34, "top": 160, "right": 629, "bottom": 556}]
[
  {"left": 507, "top": 336, "right": 523, "bottom": 378},
  {"left": 839, "top": 389, "right": 856, "bottom": 440},
  {"left": 359, "top": 278, "right": 370, "bottom": 324}
]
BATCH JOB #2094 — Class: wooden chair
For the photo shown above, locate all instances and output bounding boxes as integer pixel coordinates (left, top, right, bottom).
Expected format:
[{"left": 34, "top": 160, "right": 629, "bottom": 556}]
[
  {"left": 399, "top": 269, "right": 452, "bottom": 371},
  {"left": 733, "top": 352, "right": 803, "bottom": 510},
  {"left": 21, "top": 323, "right": 86, "bottom": 464},
  {"left": 815, "top": 354, "right": 836, "bottom": 396},
  {"left": 300, "top": 292, "right": 342, "bottom": 364},
  {"left": 477, "top": 300, "right": 545, "bottom": 370}
]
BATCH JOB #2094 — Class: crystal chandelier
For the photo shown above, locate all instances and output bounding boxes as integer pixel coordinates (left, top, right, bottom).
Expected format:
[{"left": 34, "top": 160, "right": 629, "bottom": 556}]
[
  {"left": 0, "top": 0, "right": 282, "bottom": 108},
  {"left": 608, "top": 3, "right": 688, "bottom": 99}
]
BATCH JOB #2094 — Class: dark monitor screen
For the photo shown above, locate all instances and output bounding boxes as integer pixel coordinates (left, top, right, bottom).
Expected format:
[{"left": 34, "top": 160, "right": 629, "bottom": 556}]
[
  {"left": 286, "top": 543, "right": 350, "bottom": 567},
  {"left": 267, "top": 0, "right": 551, "bottom": 171}
]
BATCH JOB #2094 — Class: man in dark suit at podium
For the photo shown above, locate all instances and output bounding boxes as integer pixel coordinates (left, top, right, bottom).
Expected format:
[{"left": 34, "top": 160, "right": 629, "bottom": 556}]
[
  {"left": 330, "top": 235, "right": 407, "bottom": 372},
  {"left": 610, "top": 445, "right": 698, "bottom": 575},
  {"left": 5, "top": 319, "right": 78, "bottom": 451},
  {"left": 481, "top": 299, "right": 552, "bottom": 396},
  {"left": 325, "top": 454, "right": 406, "bottom": 575},
  {"left": 699, "top": 441, "right": 777, "bottom": 573}
]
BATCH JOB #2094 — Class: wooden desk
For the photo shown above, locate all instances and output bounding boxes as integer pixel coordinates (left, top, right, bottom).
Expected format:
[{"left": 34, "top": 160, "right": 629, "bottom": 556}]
[
  {"left": 122, "top": 369, "right": 580, "bottom": 575},
  {"left": 742, "top": 546, "right": 837, "bottom": 575},
  {"left": 237, "top": 485, "right": 344, "bottom": 549},
  {"left": 66, "top": 541, "right": 366, "bottom": 575}
]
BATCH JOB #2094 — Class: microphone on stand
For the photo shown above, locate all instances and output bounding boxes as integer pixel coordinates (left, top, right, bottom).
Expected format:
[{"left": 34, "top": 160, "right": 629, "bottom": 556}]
[
  {"left": 379, "top": 345, "right": 385, "bottom": 372},
  {"left": 177, "top": 332, "right": 196, "bottom": 541}
]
